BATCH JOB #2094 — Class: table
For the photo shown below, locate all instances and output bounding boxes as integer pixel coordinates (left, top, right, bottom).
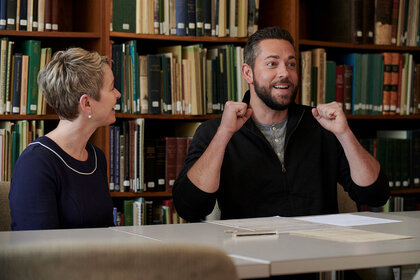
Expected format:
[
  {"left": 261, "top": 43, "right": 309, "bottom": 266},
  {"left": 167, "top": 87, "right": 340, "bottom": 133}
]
[{"left": 1, "top": 211, "right": 419, "bottom": 279}]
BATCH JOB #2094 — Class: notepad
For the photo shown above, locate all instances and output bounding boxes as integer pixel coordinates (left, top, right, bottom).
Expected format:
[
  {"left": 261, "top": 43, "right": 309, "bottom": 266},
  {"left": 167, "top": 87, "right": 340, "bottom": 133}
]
[{"left": 290, "top": 228, "right": 413, "bottom": 243}]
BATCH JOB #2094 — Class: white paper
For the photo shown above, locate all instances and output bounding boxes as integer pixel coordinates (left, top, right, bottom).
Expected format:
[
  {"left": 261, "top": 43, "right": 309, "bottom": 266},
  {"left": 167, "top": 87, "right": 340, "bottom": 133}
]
[{"left": 294, "top": 213, "right": 401, "bottom": 227}]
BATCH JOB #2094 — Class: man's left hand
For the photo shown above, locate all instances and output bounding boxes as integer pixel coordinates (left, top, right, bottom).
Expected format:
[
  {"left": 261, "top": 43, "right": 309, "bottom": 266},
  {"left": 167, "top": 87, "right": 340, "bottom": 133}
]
[{"left": 312, "top": 102, "right": 349, "bottom": 136}]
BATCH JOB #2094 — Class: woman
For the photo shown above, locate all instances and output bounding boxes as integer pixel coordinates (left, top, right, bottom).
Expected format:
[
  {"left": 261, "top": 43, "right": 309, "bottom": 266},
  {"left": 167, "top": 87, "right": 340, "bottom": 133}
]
[{"left": 9, "top": 47, "right": 121, "bottom": 230}]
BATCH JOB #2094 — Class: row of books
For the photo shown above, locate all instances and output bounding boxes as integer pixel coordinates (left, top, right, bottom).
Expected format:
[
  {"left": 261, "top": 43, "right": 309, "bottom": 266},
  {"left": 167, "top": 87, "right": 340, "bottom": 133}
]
[
  {"left": 111, "top": 40, "right": 248, "bottom": 115},
  {"left": 0, "top": 38, "right": 52, "bottom": 115},
  {"left": 114, "top": 198, "right": 186, "bottom": 226},
  {"left": 0, "top": 0, "right": 58, "bottom": 31},
  {"left": 361, "top": 195, "right": 420, "bottom": 212},
  {"left": 306, "top": 0, "right": 420, "bottom": 46},
  {"left": 301, "top": 48, "right": 420, "bottom": 115},
  {"left": 111, "top": 0, "right": 259, "bottom": 38},
  {"left": 109, "top": 119, "right": 194, "bottom": 193},
  {"left": 360, "top": 129, "right": 420, "bottom": 190},
  {"left": 0, "top": 120, "right": 44, "bottom": 182}
]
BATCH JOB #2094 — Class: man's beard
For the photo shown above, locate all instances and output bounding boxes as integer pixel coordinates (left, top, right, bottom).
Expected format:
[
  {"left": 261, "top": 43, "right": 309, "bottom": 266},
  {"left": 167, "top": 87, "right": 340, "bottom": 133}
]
[{"left": 254, "top": 78, "right": 298, "bottom": 111}]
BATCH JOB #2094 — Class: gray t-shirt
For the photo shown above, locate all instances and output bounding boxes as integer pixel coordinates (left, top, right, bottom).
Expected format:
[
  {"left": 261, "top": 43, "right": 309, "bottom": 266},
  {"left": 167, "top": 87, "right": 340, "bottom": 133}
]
[{"left": 255, "top": 118, "right": 287, "bottom": 163}]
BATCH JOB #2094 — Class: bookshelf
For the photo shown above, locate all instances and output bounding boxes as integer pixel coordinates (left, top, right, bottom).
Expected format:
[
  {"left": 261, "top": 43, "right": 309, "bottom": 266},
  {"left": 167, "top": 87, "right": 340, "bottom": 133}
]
[
  {"left": 1, "top": 0, "right": 419, "bottom": 219},
  {"left": 289, "top": 0, "right": 420, "bottom": 211}
]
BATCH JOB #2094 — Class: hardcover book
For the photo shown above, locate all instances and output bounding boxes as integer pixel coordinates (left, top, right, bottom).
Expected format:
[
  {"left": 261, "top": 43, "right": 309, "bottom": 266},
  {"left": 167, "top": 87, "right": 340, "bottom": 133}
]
[
  {"left": 11, "top": 53, "right": 22, "bottom": 114},
  {"left": 165, "top": 137, "right": 177, "bottom": 192},
  {"left": 147, "top": 54, "right": 162, "bottom": 114},
  {"left": 23, "top": 40, "right": 41, "bottom": 115},
  {"left": 307, "top": 0, "right": 363, "bottom": 44},
  {"left": 374, "top": 0, "right": 393, "bottom": 45},
  {"left": 19, "top": 0, "right": 28, "bottom": 31},
  {"left": 175, "top": 0, "right": 187, "bottom": 36},
  {"left": 0, "top": 0, "right": 6, "bottom": 30},
  {"left": 6, "top": 0, "right": 17, "bottom": 30},
  {"left": 112, "top": 0, "right": 136, "bottom": 33}
]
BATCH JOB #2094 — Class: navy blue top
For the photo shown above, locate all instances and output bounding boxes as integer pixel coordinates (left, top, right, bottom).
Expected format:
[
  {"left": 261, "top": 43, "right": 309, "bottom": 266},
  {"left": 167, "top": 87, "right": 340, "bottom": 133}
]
[{"left": 9, "top": 136, "right": 114, "bottom": 230}]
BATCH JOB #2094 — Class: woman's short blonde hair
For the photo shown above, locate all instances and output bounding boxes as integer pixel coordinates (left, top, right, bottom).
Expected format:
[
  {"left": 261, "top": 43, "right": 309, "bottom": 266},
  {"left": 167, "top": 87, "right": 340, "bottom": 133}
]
[{"left": 37, "top": 47, "right": 109, "bottom": 120}]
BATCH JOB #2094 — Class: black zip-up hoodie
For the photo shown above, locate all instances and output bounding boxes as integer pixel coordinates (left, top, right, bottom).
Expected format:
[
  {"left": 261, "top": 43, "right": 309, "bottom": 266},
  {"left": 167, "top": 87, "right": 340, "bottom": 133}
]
[{"left": 173, "top": 91, "right": 390, "bottom": 222}]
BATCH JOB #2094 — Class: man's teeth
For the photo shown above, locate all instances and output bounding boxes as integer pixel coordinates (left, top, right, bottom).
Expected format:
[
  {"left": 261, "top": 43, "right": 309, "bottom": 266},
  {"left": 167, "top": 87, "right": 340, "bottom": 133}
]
[{"left": 274, "top": 85, "right": 289, "bottom": 89}]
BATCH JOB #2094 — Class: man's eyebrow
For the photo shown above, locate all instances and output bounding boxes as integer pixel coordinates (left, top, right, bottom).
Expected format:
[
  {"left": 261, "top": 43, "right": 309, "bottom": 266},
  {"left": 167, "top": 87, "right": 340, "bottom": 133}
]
[
  {"left": 263, "top": 55, "right": 280, "bottom": 60},
  {"left": 263, "top": 55, "right": 296, "bottom": 60}
]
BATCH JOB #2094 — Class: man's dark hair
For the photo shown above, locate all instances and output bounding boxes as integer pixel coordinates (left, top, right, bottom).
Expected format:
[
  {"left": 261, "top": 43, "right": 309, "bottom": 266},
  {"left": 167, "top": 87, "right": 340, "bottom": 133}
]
[{"left": 244, "top": 26, "right": 295, "bottom": 69}]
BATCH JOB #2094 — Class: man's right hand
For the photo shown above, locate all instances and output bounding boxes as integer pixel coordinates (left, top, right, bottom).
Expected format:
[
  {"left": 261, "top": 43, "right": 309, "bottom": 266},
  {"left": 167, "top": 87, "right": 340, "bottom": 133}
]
[{"left": 218, "top": 101, "right": 253, "bottom": 137}]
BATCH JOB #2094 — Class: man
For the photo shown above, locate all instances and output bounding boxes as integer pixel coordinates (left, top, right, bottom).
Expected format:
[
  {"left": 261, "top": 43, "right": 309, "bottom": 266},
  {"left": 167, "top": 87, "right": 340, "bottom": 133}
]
[{"left": 172, "top": 26, "right": 389, "bottom": 222}]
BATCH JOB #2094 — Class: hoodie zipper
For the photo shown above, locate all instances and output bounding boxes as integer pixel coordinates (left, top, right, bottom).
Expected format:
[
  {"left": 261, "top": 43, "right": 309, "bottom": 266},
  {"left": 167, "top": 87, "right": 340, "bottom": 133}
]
[{"left": 281, "top": 109, "right": 305, "bottom": 173}]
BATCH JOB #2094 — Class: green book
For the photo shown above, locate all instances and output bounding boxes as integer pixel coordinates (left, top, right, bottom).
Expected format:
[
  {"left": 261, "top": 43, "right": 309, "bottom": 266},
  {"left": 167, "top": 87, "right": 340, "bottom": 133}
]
[
  {"left": 10, "top": 129, "right": 18, "bottom": 174},
  {"left": 112, "top": 0, "right": 136, "bottom": 33},
  {"left": 369, "top": 54, "right": 384, "bottom": 115},
  {"left": 23, "top": 40, "right": 41, "bottom": 115},
  {"left": 123, "top": 199, "right": 134, "bottom": 226},
  {"left": 325, "top": 60, "right": 336, "bottom": 103},
  {"left": 360, "top": 54, "right": 369, "bottom": 115}
]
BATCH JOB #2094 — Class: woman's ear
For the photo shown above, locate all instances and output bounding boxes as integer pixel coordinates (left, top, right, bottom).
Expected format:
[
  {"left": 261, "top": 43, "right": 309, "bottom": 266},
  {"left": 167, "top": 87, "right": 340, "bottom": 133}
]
[
  {"left": 79, "top": 94, "right": 92, "bottom": 115},
  {"left": 241, "top": 63, "right": 254, "bottom": 85}
]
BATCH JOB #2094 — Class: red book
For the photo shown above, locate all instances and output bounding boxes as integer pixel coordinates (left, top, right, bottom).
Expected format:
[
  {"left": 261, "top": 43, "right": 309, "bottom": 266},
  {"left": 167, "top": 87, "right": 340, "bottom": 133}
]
[
  {"left": 165, "top": 137, "right": 177, "bottom": 192},
  {"left": 382, "top": 52, "right": 392, "bottom": 114},
  {"left": 335, "top": 65, "right": 345, "bottom": 109},
  {"left": 51, "top": 0, "right": 58, "bottom": 31},
  {"left": 343, "top": 65, "right": 353, "bottom": 115},
  {"left": 175, "top": 137, "right": 187, "bottom": 179},
  {"left": 390, "top": 52, "right": 401, "bottom": 114},
  {"left": 44, "top": 0, "right": 52, "bottom": 31},
  {"left": 390, "top": 0, "right": 399, "bottom": 45},
  {"left": 413, "top": 64, "right": 420, "bottom": 115}
]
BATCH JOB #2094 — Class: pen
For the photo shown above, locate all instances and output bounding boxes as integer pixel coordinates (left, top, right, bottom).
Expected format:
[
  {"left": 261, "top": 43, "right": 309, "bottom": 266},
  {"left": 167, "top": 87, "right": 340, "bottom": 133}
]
[{"left": 232, "top": 230, "right": 278, "bottom": 237}]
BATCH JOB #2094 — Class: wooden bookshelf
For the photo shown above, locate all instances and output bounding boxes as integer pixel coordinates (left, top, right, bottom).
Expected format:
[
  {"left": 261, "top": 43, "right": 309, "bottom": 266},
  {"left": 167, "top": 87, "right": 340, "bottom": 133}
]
[
  {"left": 93, "top": 0, "right": 420, "bottom": 201},
  {"left": 1, "top": 0, "right": 419, "bottom": 212},
  {"left": 110, "top": 32, "right": 248, "bottom": 43},
  {"left": 111, "top": 191, "right": 172, "bottom": 198}
]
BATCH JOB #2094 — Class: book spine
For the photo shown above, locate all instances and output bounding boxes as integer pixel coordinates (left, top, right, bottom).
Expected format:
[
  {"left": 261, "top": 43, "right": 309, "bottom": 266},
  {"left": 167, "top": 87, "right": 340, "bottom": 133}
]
[
  {"left": 44, "top": 0, "right": 51, "bottom": 31},
  {"left": 0, "top": 38, "right": 8, "bottom": 114},
  {"left": 341, "top": 65, "right": 352, "bottom": 114},
  {"left": 155, "top": 137, "right": 166, "bottom": 192},
  {"left": 37, "top": 0, "right": 44, "bottom": 31},
  {"left": 147, "top": 54, "right": 162, "bottom": 114},
  {"left": 175, "top": 0, "right": 186, "bottom": 36},
  {"left": 162, "top": 56, "right": 172, "bottom": 114},
  {"left": 23, "top": 40, "right": 41, "bottom": 115},
  {"left": 389, "top": 52, "right": 400, "bottom": 114},
  {"left": 165, "top": 137, "right": 177, "bottom": 192},
  {"left": 0, "top": 0, "right": 6, "bottom": 29},
  {"left": 109, "top": 125, "right": 115, "bottom": 191},
  {"left": 6, "top": 0, "right": 17, "bottom": 30},
  {"left": 382, "top": 52, "right": 392, "bottom": 114},
  {"left": 203, "top": 0, "right": 211, "bottom": 36},
  {"left": 5, "top": 40, "right": 13, "bottom": 113},
  {"left": 19, "top": 0, "right": 28, "bottom": 31},
  {"left": 32, "top": 0, "right": 38, "bottom": 31},
  {"left": 12, "top": 53, "right": 22, "bottom": 114},
  {"left": 139, "top": 55, "right": 149, "bottom": 114},
  {"left": 374, "top": 0, "right": 393, "bottom": 45},
  {"left": 51, "top": 0, "right": 57, "bottom": 30},
  {"left": 186, "top": 0, "right": 196, "bottom": 36},
  {"left": 114, "top": 126, "right": 120, "bottom": 192},
  {"left": 112, "top": 0, "right": 136, "bottom": 33},
  {"left": 362, "top": 0, "right": 375, "bottom": 44},
  {"left": 335, "top": 65, "right": 345, "bottom": 109},
  {"left": 195, "top": 0, "right": 203, "bottom": 36},
  {"left": 144, "top": 138, "right": 157, "bottom": 191},
  {"left": 111, "top": 44, "right": 122, "bottom": 112}
]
